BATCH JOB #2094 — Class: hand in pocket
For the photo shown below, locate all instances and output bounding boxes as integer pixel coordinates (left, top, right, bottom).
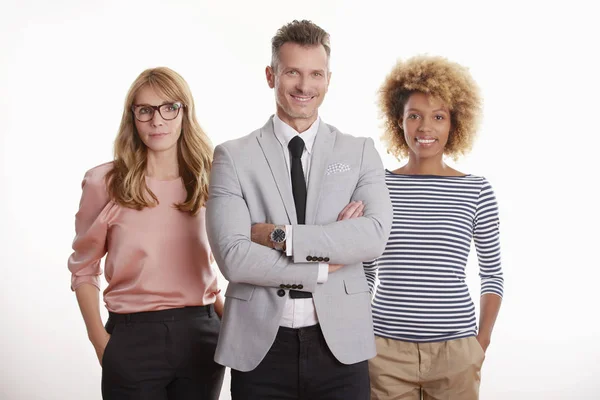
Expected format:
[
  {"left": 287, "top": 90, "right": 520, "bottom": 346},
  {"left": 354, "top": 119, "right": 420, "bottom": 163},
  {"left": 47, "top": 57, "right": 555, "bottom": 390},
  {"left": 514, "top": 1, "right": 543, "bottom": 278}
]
[{"left": 92, "top": 331, "right": 112, "bottom": 367}]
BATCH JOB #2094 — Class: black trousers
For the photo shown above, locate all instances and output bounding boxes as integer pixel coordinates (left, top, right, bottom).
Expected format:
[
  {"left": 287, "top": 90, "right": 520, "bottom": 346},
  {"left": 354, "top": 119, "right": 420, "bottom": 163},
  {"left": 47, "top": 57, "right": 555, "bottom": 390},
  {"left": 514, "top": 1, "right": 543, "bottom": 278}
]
[
  {"left": 101, "top": 305, "right": 224, "bottom": 400},
  {"left": 231, "top": 324, "right": 370, "bottom": 400}
]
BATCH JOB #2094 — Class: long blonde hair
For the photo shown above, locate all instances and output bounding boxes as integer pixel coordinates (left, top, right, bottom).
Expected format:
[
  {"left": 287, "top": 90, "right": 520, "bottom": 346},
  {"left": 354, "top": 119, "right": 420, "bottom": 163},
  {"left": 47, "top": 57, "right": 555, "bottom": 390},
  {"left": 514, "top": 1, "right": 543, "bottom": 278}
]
[{"left": 106, "top": 67, "right": 212, "bottom": 215}]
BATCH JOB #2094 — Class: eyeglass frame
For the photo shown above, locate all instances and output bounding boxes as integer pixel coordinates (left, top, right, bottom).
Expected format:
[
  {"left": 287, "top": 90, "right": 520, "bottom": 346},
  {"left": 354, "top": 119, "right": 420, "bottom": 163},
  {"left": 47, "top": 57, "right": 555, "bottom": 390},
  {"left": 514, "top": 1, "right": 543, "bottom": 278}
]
[{"left": 131, "top": 102, "right": 186, "bottom": 122}]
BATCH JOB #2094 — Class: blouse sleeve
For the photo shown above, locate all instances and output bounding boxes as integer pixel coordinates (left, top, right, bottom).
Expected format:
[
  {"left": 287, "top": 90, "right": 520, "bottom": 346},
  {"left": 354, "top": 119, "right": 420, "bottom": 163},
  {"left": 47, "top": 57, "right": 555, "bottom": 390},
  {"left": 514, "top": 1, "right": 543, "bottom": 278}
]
[
  {"left": 474, "top": 178, "right": 504, "bottom": 298},
  {"left": 67, "top": 166, "right": 112, "bottom": 291}
]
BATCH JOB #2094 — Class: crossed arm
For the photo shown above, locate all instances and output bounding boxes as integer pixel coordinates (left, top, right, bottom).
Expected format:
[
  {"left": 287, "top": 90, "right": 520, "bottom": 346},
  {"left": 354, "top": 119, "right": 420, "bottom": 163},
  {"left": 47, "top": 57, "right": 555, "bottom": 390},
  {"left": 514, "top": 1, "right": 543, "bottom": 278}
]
[
  {"left": 250, "top": 200, "right": 367, "bottom": 273},
  {"left": 206, "top": 139, "right": 392, "bottom": 290},
  {"left": 206, "top": 144, "right": 321, "bottom": 291},
  {"left": 289, "top": 139, "right": 392, "bottom": 265}
]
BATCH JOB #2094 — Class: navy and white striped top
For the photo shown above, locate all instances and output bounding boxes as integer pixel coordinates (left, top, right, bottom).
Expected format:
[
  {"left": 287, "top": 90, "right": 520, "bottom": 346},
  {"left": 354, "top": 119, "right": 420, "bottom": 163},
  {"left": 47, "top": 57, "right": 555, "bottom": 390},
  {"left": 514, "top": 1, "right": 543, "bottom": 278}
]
[{"left": 364, "top": 170, "right": 504, "bottom": 343}]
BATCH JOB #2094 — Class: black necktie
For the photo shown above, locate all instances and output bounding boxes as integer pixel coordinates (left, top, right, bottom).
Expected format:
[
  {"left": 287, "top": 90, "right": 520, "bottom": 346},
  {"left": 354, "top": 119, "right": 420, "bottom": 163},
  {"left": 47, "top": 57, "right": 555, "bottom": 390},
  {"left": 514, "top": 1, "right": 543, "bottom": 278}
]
[
  {"left": 287, "top": 135, "right": 312, "bottom": 299},
  {"left": 288, "top": 136, "right": 307, "bottom": 225}
]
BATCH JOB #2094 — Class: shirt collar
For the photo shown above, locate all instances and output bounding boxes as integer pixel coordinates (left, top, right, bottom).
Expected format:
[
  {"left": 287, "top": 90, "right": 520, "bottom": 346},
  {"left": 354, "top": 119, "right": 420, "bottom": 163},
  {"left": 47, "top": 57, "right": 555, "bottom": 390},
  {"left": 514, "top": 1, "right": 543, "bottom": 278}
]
[{"left": 273, "top": 114, "right": 320, "bottom": 155}]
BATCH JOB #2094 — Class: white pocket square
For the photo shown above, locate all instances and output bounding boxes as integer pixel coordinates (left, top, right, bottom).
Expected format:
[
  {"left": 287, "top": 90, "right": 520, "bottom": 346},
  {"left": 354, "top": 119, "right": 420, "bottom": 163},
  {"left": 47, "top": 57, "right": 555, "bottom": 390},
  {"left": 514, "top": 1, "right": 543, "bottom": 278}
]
[{"left": 326, "top": 163, "right": 351, "bottom": 175}]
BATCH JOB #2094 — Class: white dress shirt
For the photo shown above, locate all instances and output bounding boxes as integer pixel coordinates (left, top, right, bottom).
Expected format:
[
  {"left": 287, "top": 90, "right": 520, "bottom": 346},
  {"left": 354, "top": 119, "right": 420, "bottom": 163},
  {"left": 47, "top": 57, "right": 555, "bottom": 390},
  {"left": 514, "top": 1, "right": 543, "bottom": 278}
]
[{"left": 272, "top": 114, "right": 329, "bottom": 328}]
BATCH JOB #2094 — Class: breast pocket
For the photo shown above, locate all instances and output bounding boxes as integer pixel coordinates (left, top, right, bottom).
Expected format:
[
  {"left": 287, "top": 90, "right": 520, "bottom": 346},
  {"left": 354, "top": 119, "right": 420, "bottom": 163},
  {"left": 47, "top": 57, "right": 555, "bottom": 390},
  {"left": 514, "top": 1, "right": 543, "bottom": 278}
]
[
  {"left": 322, "top": 170, "right": 357, "bottom": 192},
  {"left": 225, "top": 282, "right": 255, "bottom": 301}
]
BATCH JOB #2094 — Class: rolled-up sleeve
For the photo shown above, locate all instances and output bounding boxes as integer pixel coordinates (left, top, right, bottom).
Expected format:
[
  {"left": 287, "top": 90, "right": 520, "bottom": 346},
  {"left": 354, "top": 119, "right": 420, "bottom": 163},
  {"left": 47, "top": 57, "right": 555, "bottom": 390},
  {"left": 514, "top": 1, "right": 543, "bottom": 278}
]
[{"left": 67, "top": 168, "right": 111, "bottom": 291}]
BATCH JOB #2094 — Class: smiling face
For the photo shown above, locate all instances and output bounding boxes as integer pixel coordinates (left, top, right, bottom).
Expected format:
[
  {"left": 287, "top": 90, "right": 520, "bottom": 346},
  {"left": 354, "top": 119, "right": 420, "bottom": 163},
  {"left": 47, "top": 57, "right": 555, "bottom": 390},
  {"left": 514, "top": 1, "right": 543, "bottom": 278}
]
[
  {"left": 401, "top": 92, "right": 452, "bottom": 161},
  {"left": 133, "top": 85, "right": 183, "bottom": 155},
  {"left": 266, "top": 42, "right": 331, "bottom": 132}
]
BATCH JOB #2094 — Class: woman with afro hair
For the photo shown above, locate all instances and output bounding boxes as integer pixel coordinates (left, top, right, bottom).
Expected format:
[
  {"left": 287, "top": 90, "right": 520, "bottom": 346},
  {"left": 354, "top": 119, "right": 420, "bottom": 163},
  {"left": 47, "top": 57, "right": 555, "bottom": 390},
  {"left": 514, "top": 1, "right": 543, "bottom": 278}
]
[{"left": 365, "top": 56, "right": 504, "bottom": 400}]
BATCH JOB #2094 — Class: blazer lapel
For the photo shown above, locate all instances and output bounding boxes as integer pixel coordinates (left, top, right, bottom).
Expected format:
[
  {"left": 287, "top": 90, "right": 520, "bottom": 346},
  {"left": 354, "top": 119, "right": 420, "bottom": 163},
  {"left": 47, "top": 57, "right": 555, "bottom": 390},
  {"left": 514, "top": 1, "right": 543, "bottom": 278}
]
[
  {"left": 256, "top": 117, "right": 297, "bottom": 225},
  {"left": 305, "top": 121, "right": 335, "bottom": 225}
]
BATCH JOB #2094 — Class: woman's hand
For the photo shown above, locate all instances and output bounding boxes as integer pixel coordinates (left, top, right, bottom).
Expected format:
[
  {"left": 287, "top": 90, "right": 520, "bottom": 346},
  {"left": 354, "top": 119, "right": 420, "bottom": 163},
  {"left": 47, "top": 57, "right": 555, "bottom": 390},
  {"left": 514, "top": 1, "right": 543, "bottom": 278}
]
[
  {"left": 91, "top": 330, "right": 111, "bottom": 366},
  {"left": 475, "top": 333, "right": 490, "bottom": 353},
  {"left": 214, "top": 292, "right": 225, "bottom": 319}
]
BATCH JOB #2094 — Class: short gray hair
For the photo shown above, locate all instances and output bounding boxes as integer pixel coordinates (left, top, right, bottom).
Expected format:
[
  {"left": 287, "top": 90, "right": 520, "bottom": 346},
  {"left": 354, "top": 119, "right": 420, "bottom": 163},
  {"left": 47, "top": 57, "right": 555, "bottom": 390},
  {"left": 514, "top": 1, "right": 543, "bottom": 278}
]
[{"left": 271, "top": 20, "right": 331, "bottom": 71}]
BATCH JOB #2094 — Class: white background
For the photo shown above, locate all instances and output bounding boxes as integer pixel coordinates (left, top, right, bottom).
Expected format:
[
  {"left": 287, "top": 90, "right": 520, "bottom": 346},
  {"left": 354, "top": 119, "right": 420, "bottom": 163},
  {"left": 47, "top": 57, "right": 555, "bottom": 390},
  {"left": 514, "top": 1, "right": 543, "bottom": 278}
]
[{"left": 1, "top": 0, "right": 599, "bottom": 399}]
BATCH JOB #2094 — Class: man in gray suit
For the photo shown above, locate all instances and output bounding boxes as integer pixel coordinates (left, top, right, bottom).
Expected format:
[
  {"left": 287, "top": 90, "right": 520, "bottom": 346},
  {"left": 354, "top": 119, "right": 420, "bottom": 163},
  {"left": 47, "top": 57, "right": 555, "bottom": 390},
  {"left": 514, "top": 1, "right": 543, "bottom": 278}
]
[{"left": 206, "top": 20, "right": 393, "bottom": 400}]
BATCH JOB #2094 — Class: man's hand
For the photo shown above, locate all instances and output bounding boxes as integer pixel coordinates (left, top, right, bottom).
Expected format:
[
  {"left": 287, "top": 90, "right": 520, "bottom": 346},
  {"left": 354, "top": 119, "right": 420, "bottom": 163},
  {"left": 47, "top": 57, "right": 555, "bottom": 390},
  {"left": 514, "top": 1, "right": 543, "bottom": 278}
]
[
  {"left": 251, "top": 223, "right": 276, "bottom": 248},
  {"left": 337, "top": 201, "right": 364, "bottom": 221},
  {"left": 328, "top": 264, "right": 343, "bottom": 273}
]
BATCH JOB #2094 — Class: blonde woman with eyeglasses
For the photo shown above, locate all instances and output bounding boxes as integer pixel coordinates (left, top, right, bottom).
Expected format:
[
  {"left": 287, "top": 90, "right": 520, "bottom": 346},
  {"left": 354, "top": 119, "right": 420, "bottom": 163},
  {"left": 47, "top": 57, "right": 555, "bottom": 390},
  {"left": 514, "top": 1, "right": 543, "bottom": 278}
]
[{"left": 68, "top": 67, "right": 224, "bottom": 399}]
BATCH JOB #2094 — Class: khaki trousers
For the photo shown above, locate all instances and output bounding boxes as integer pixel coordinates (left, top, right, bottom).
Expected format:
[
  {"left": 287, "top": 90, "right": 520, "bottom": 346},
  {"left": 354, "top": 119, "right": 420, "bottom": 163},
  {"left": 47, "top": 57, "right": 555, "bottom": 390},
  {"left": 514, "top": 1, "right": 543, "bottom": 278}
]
[{"left": 369, "top": 336, "right": 485, "bottom": 400}]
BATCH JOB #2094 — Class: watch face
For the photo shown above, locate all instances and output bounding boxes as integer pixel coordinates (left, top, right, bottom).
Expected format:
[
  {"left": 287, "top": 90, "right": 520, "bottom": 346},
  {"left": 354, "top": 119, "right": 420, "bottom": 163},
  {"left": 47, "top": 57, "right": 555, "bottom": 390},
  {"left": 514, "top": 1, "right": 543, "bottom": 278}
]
[{"left": 271, "top": 228, "right": 286, "bottom": 243}]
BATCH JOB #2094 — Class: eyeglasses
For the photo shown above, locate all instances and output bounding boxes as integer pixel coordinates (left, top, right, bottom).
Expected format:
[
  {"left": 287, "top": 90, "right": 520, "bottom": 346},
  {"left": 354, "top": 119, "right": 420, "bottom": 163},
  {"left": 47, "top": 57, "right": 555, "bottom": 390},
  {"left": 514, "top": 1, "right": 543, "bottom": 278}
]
[{"left": 131, "top": 102, "right": 185, "bottom": 122}]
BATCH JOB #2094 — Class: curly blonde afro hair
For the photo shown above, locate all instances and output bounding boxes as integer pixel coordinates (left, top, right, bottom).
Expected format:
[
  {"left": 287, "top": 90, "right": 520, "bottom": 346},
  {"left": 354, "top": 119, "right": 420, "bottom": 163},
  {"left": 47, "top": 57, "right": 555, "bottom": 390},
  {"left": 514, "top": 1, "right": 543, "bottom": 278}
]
[{"left": 379, "top": 55, "right": 482, "bottom": 160}]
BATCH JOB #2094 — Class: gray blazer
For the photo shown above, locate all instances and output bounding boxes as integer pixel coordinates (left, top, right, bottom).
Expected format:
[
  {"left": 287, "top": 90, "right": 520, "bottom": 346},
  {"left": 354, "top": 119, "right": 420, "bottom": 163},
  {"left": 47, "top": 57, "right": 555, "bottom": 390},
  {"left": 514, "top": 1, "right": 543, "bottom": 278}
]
[{"left": 206, "top": 117, "right": 392, "bottom": 372}]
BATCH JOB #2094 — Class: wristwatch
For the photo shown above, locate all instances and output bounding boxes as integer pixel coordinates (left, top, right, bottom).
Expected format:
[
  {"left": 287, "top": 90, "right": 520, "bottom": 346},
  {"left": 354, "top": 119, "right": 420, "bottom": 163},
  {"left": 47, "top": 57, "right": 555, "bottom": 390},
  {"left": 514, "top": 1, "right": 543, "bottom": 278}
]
[{"left": 269, "top": 225, "right": 286, "bottom": 251}]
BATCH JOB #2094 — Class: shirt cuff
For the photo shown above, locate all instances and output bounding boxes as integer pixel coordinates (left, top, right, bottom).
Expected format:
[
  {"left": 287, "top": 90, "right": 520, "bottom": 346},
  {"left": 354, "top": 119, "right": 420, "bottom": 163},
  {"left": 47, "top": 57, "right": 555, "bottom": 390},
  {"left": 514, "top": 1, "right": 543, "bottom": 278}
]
[
  {"left": 317, "top": 263, "right": 329, "bottom": 283},
  {"left": 71, "top": 275, "right": 101, "bottom": 292},
  {"left": 285, "top": 225, "right": 293, "bottom": 256}
]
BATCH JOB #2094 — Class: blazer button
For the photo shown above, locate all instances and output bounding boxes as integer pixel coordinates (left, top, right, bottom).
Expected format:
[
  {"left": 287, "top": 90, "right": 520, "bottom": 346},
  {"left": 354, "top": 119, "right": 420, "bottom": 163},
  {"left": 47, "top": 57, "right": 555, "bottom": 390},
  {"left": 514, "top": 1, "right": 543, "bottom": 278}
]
[
  {"left": 285, "top": 284, "right": 292, "bottom": 289},
  {"left": 292, "top": 284, "right": 298, "bottom": 289},
  {"left": 277, "top": 289, "right": 286, "bottom": 297},
  {"left": 318, "top": 257, "right": 324, "bottom": 262},
  {"left": 280, "top": 284, "right": 286, "bottom": 289},
  {"left": 324, "top": 257, "right": 330, "bottom": 262},
  {"left": 306, "top": 256, "right": 312, "bottom": 262},
  {"left": 297, "top": 284, "right": 304, "bottom": 289}
]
